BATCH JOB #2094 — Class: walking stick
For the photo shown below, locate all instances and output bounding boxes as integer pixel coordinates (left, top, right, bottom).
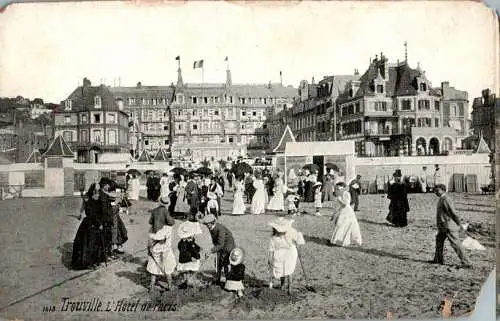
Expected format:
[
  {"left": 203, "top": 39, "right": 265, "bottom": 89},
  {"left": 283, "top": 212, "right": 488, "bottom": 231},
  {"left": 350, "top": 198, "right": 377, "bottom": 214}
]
[{"left": 296, "top": 247, "right": 316, "bottom": 292}]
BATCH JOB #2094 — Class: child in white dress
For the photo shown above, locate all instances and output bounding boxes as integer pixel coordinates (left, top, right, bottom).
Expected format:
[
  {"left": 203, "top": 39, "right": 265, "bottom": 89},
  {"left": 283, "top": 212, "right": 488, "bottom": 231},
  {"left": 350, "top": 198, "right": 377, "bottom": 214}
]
[
  {"left": 147, "top": 198, "right": 176, "bottom": 292},
  {"left": 286, "top": 188, "right": 300, "bottom": 216},
  {"left": 267, "top": 218, "right": 305, "bottom": 295},
  {"left": 313, "top": 182, "right": 323, "bottom": 216},
  {"left": 206, "top": 192, "right": 219, "bottom": 217}
]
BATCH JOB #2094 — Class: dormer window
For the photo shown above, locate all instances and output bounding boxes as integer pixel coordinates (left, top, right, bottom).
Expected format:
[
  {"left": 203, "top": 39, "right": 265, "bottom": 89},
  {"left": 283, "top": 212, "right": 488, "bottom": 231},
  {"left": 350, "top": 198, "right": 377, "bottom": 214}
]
[
  {"left": 94, "top": 96, "right": 102, "bottom": 108},
  {"left": 116, "top": 99, "right": 124, "bottom": 110},
  {"left": 419, "top": 83, "right": 427, "bottom": 91},
  {"left": 64, "top": 99, "right": 72, "bottom": 110}
]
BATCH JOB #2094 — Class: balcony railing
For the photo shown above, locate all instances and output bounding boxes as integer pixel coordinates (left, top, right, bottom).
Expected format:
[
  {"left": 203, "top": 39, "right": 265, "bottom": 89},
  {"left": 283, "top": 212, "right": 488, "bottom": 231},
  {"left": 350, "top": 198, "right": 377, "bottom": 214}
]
[{"left": 363, "top": 128, "right": 412, "bottom": 136}]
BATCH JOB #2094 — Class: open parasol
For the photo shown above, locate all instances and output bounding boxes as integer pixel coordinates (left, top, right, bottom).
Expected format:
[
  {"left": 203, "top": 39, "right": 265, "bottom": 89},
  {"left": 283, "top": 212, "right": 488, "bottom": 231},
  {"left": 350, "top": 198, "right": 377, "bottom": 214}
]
[
  {"left": 126, "top": 168, "right": 141, "bottom": 176},
  {"left": 144, "top": 169, "right": 160, "bottom": 176},
  {"left": 194, "top": 166, "right": 213, "bottom": 176},
  {"left": 325, "top": 163, "right": 340, "bottom": 172},
  {"left": 302, "top": 164, "right": 319, "bottom": 173},
  {"left": 231, "top": 162, "right": 253, "bottom": 176}
]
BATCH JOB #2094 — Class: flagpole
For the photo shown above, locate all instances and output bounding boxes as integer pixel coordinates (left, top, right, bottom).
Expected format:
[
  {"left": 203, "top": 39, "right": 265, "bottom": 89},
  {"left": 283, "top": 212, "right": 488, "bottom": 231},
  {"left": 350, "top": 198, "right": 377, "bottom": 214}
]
[{"left": 202, "top": 65, "right": 204, "bottom": 82}]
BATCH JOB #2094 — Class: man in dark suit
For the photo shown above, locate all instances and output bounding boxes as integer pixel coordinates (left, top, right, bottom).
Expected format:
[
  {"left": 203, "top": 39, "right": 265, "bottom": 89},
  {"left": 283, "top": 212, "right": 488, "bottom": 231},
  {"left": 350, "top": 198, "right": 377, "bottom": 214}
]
[
  {"left": 184, "top": 173, "right": 200, "bottom": 213},
  {"left": 201, "top": 214, "right": 236, "bottom": 285},
  {"left": 430, "top": 184, "right": 471, "bottom": 268}
]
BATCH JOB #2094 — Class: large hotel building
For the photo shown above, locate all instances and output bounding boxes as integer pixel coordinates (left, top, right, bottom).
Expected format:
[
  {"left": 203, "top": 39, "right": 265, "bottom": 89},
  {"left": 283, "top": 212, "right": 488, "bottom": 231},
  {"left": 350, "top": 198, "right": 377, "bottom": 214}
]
[{"left": 55, "top": 66, "right": 297, "bottom": 163}]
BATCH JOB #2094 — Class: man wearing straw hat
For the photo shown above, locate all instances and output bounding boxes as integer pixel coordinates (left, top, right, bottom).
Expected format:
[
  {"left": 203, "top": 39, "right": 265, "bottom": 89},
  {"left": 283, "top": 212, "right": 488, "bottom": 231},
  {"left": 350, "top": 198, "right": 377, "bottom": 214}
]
[
  {"left": 430, "top": 184, "right": 472, "bottom": 268},
  {"left": 201, "top": 214, "right": 235, "bottom": 285}
]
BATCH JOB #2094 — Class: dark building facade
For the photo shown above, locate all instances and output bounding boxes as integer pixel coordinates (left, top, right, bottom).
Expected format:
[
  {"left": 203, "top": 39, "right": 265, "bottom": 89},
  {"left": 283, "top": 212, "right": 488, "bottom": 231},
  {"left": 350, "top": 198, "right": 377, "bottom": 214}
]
[{"left": 55, "top": 78, "right": 130, "bottom": 163}]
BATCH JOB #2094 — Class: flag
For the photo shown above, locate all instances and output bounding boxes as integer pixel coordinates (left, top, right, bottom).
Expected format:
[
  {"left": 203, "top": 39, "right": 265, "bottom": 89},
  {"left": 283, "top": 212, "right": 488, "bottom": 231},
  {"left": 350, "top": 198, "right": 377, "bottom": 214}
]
[
  {"left": 280, "top": 70, "right": 282, "bottom": 76},
  {"left": 224, "top": 56, "right": 228, "bottom": 62},
  {"left": 193, "top": 60, "right": 204, "bottom": 69},
  {"left": 175, "top": 56, "right": 180, "bottom": 61}
]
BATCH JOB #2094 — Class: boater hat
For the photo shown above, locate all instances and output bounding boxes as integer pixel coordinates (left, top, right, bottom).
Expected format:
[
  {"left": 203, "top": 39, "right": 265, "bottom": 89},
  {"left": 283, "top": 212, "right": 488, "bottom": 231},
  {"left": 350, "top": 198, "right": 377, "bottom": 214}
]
[
  {"left": 268, "top": 217, "right": 294, "bottom": 233},
  {"left": 229, "top": 248, "right": 244, "bottom": 265},
  {"left": 313, "top": 182, "right": 323, "bottom": 188}
]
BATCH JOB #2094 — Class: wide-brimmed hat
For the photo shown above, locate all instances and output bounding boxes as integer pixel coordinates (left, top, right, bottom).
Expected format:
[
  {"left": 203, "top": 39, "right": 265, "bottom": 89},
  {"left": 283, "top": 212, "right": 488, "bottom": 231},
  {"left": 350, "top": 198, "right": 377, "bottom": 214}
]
[
  {"left": 313, "top": 182, "right": 323, "bottom": 188},
  {"left": 229, "top": 248, "right": 244, "bottom": 265},
  {"left": 201, "top": 214, "right": 217, "bottom": 225},
  {"left": 159, "top": 196, "right": 170, "bottom": 205},
  {"left": 178, "top": 223, "right": 196, "bottom": 239},
  {"left": 393, "top": 169, "right": 402, "bottom": 177},
  {"left": 268, "top": 217, "right": 294, "bottom": 233},
  {"left": 207, "top": 192, "right": 217, "bottom": 200}
]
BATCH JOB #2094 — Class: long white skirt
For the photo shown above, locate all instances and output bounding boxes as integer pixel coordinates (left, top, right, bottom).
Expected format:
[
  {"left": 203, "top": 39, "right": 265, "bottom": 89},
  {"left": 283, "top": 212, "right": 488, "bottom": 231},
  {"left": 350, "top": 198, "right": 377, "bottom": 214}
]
[
  {"left": 267, "top": 191, "right": 284, "bottom": 211},
  {"left": 330, "top": 206, "right": 362, "bottom": 247},
  {"left": 232, "top": 191, "right": 246, "bottom": 215},
  {"left": 251, "top": 190, "right": 266, "bottom": 215}
]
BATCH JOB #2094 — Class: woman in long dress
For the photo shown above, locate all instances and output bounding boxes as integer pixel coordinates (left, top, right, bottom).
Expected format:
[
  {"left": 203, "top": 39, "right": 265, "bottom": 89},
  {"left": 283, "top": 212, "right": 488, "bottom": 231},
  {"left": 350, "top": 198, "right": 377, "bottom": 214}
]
[
  {"left": 232, "top": 176, "right": 246, "bottom": 215},
  {"left": 71, "top": 183, "right": 106, "bottom": 270},
  {"left": 330, "top": 182, "right": 362, "bottom": 247},
  {"left": 386, "top": 170, "right": 410, "bottom": 227},
  {"left": 127, "top": 174, "right": 140, "bottom": 201},
  {"left": 160, "top": 173, "right": 170, "bottom": 199},
  {"left": 251, "top": 173, "right": 266, "bottom": 215},
  {"left": 267, "top": 173, "right": 285, "bottom": 212},
  {"left": 174, "top": 176, "right": 190, "bottom": 215}
]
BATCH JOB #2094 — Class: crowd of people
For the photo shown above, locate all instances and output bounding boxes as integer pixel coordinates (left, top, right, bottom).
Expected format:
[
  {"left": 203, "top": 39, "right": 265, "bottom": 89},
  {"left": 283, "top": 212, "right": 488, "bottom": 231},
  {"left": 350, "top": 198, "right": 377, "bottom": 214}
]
[
  {"left": 71, "top": 177, "right": 129, "bottom": 270},
  {"left": 71, "top": 163, "right": 473, "bottom": 297}
]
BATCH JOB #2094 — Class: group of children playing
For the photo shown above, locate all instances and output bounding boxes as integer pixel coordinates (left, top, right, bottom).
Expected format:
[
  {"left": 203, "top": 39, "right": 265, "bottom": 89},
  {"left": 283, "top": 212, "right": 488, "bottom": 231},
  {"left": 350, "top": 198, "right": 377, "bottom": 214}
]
[
  {"left": 146, "top": 196, "right": 306, "bottom": 298},
  {"left": 285, "top": 181, "right": 323, "bottom": 217}
]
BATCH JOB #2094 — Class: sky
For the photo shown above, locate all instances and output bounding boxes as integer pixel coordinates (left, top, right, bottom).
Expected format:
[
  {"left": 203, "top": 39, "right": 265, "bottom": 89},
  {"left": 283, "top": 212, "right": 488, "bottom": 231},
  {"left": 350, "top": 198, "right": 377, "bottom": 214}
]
[{"left": 0, "top": 0, "right": 498, "bottom": 108}]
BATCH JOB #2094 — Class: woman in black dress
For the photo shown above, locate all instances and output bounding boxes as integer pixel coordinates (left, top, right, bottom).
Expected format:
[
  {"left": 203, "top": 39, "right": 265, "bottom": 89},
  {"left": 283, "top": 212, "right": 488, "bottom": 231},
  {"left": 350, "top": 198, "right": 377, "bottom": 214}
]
[
  {"left": 386, "top": 170, "right": 410, "bottom": 227},
  {"left": 71, "top": 183, "right": 107, "bottom": 270}
]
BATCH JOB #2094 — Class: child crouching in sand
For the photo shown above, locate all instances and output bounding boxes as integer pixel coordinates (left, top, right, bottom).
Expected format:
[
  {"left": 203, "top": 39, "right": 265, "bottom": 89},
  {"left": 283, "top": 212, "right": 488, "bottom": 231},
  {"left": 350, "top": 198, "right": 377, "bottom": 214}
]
[
  {"left": 267, "top": 217, "right": 305, "bottom": 295},
  {"left": 224, "top": 248, "right": 246, "bottom": 298},
  {"left": 147, "top": 197, "right": 176, "bottom": 292},
  {"left": 177, "top": 210, "right": 203, "bottom": 289}
]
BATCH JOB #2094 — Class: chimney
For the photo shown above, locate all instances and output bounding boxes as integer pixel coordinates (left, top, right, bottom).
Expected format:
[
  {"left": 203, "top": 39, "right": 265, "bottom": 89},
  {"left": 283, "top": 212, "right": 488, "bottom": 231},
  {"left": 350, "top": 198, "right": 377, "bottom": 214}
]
[
  {"left": 311, "top": 76, "right": 315, "bottom": 85},
  {"left": 83, "top": 77, "right": 91, "bottom": 87},
  {"left": 354, "top": 69, "right": 359, "bottom": 76}
]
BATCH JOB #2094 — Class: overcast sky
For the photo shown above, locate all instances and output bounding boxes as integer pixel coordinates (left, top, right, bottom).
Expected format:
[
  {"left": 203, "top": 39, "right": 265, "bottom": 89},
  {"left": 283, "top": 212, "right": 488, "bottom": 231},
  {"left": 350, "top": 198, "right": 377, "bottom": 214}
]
[{"left": 0, "top": 1, "right": 498, "bottom": 107}]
